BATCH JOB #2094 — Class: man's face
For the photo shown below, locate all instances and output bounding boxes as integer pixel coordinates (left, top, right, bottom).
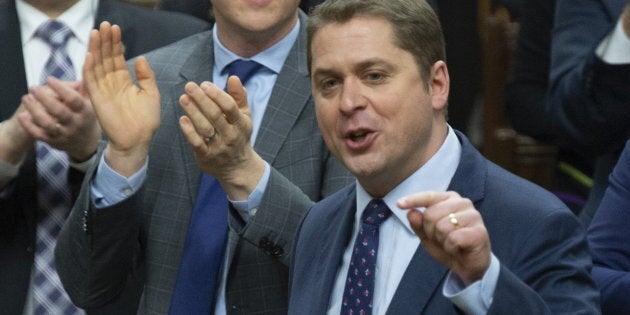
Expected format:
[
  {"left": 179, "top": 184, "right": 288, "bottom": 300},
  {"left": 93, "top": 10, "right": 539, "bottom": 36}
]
[
  {"left": 211, "top": 0, "right": 300, "bottom": 38},
  {"left": 310, "top": 16, "right": 449, "bottom": 197}
]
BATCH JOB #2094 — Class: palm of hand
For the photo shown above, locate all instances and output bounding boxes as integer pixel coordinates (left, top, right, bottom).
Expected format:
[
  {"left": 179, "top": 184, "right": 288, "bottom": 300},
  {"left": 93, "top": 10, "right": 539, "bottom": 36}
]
[{"left": 89, "top": 58, "right": 161, "bottom": 153}]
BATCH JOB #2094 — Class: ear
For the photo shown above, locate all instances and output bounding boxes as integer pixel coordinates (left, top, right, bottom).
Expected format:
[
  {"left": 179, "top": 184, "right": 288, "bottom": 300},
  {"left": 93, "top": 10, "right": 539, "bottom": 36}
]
[{"left": 429, "top": 61, "right": 449, "bottom": 111}]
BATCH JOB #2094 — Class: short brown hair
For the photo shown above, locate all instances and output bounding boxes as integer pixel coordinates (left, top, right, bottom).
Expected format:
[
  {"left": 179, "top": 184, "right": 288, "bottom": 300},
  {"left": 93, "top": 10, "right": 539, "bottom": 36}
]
[{"left": 307, "top": 0, "right": 445, "bottom": 84}]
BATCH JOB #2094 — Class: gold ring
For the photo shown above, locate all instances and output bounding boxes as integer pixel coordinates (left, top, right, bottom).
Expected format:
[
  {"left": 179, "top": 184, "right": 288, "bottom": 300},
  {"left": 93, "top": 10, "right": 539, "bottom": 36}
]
[
  {"left": 448, "top": 213, "right": 460, "bottom": 229},
  {"left": 52, "top": 123, "right": 62, "bottom": 136}
]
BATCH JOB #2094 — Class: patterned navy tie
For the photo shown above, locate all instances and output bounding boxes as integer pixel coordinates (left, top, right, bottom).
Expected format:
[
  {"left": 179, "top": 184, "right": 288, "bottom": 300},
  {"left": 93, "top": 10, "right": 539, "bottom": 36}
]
[
  {"left": 169, "top": 59, "right": 263, "bottom": 314},
  {"left": 32, "top": 20, "right": 82, "bottom": 315},
  {"left": 341, "top": 199, "right": 392, "bottom": 315}
]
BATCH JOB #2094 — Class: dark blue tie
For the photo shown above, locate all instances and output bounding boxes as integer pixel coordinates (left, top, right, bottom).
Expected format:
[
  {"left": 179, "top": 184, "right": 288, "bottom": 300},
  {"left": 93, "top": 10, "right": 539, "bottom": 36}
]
[
  {"left": 169, "top": 59, "right": 263, "bottom": 315},
  {"left": 340, "top": 199, "right": 392, "bottom": 315}
]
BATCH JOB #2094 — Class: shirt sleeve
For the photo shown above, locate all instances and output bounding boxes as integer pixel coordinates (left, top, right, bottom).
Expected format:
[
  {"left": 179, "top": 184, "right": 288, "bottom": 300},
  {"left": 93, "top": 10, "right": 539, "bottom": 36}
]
[
  {"left": 596, "top": 18, "right": 630, "bottom": 64},
  {"left": 229, "top": 161, "right": 271, "bottom": 221},
  {"left": 0, "top": 159, "right": 20, "bottom": 192},
  {"left": 68, "top": 152, "right": 97, "bottom": 173},
  {"left": 442, "top": 254, "right": 500, "bottom": 315},
  {"left": 90, "top": 154, "right": 147, "bottom": 208}
]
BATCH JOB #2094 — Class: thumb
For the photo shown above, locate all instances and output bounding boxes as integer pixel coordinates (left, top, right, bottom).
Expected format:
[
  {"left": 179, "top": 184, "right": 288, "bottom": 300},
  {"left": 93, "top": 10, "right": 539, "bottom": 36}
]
[
  {"left": 226, "top": 76, "right": 251, "bottom": 117},
  {"left": 134, "top": 56, "right": 159, "bottom": 97},
  {"left": 407, "top": 209, "right": 427, "bottom": 240}
]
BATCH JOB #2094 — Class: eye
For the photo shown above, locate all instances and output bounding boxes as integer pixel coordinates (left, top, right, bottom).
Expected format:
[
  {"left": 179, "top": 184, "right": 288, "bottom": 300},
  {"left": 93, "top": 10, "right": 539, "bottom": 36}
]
[
  {"left": 320, "top": 78, "right": 339, "bottom": 90},
  {"left": 367, "top": 72, "right": 383, "bottom": 81},
  {"left": 364, "top": 71, "right": 388, "bottom": 84}
]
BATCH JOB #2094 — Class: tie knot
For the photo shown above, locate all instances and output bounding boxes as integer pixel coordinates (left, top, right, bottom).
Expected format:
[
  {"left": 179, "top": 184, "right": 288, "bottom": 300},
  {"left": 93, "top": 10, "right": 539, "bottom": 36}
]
[
  {"left": 223, "top": 59, "right": 263, "bottom": 86},
  {"left": 35, "top": 20, "right": 73, "bottom": 48},
  {"left": 361, "top": 199, "right": 392, "bottom": 227}
]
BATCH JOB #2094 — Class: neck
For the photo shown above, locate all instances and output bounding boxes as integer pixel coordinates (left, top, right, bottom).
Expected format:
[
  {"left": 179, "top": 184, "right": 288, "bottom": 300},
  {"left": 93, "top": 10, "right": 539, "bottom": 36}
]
[
  {"left": 23, "top": 0, "right": 81, "bottom": 18},
  {"left": 215, "top": 14, "right": 297, "bottom": 58}
]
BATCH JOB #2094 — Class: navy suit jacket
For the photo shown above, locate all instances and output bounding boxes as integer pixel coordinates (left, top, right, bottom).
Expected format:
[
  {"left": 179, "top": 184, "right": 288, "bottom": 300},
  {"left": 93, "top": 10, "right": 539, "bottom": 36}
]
[
  {"left": 549, "top": 0, "right": 630, "bottom": 226},
  {"left": 549, "top": 0, "right": 630, "bottom": 156},
  {"left": 289, "top": 132, "right": 600, "bottom": 314},
  {"left": 0, "top": 1, "right": 209, "bottom": 314},
  {"left": 588, "top": 139, "right": 630, "bottom": 314}
]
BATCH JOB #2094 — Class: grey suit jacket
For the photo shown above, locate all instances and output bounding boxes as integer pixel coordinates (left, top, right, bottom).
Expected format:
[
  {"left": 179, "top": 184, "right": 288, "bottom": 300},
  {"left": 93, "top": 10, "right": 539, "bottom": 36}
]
[
  {"left": 289, "top": 132, "right": 600, "bottom": 314},
  {"left": 56, "top": 11, "right": 353, "bottom": 315},
  {"left": 0, "top": 1, "right": 209, "bottom": 314}
]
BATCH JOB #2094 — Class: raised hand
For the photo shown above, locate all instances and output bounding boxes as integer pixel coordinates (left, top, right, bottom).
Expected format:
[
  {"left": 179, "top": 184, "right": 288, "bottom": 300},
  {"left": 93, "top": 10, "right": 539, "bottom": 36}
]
[
  {"left": 398, "top": 191, "right": 492, "bottom": 286},
  {"left": 19, "top": 78, "right": 100, "bottom": 162},
  {"left": 83, "top": 21, "right": 160, "bottom": 176},
  {"left": 178, "top": 76, "right": 266, "bottom": 200}
]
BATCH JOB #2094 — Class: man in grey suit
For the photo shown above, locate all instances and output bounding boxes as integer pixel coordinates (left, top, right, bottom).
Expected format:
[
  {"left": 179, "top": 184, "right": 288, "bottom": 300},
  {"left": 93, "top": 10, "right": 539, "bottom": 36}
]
[
  {"left": 289, "top": 0, "right": 600, "bottom": 314},
  {"left": 55, "top": 0, "right": 351, "bottom": 314}
]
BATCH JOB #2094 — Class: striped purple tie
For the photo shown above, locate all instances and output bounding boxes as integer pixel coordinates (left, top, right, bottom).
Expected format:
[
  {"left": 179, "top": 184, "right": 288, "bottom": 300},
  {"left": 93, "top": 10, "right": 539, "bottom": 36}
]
[
  {"left": 341, "top": 199, "right": 392, "bottom": 315},
  {"left": 31, "top": 20, "right": 82, "bottom": 315}
]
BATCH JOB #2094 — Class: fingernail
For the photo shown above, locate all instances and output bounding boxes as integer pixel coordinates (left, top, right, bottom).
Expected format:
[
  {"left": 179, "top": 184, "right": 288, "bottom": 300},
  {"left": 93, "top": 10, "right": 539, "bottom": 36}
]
[
  {"left": 185, "top": 83, "right": 196, "bottom": 93},
  {"left": 200, "top": 81, "right": 213, "bottom": 90}
]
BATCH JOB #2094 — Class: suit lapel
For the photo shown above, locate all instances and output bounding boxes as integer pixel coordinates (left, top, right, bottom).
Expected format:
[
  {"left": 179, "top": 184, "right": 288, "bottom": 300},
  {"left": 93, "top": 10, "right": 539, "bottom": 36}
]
[
  {"left": 253, "top": 12, "right": 311, "bottom": 164},
  {"left": 386, "top": 131, "right": 486, "bottom": 313},
  {"left": 449, "top": 131, "right": 486, "bottom": 206},
  {"left": 311, "top": 187, "right": 357, "bottom": 313},
  {"left": 386, "top": 246, "right": 449, "bottom": 314},
  {"left": 176, "top": 34, "right": 215, "bottom": 205}
]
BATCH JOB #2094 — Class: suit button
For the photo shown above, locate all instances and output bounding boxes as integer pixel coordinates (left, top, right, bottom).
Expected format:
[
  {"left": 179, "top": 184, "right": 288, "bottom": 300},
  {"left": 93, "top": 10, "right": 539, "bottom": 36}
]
[
  {"left": 26, "top": 246, "right": 33, "bottom": 253},
  {"left": 272, "top": 246, "right": 283, "bottom": 257}
]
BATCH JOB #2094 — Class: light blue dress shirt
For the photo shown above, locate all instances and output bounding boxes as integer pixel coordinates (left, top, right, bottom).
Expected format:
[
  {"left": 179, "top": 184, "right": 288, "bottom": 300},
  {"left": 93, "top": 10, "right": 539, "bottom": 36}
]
[
  {"left": 327, "top": 127, "right": 499, "bottom": 315},
  {"left": 90, "top": 20, "right": 301, "bottom": 315}
]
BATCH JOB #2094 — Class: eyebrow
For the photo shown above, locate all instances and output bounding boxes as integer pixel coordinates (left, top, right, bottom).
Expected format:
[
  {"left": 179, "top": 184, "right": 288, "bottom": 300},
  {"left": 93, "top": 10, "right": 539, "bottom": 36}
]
[{"left": 312, "top": 58, "right": 395, "bottom": 79}]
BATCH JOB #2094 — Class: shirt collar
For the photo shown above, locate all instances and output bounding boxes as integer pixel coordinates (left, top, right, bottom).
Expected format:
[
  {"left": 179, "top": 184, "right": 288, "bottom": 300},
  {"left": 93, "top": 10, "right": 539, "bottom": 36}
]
[
  {"left": 212, "top": 18, "right": 301, "bottom": 75},
  {"left": 17, "top": 0, "right": 97, "bottom": 47},
  {"left": 356, "top": 126, "right": 462, "bottom": 234}
]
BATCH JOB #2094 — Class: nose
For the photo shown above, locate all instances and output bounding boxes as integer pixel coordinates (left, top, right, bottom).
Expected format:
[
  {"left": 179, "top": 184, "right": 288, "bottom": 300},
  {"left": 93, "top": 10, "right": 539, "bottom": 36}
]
[{"left": 339, "top": 78, "right": 366, "bottom": 115}]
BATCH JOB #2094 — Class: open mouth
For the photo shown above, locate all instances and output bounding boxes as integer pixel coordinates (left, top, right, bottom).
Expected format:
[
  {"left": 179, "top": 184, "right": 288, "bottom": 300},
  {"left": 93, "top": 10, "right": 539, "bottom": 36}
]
[{"left": 349, "top": 130, "right": 369, "bottom": 143}]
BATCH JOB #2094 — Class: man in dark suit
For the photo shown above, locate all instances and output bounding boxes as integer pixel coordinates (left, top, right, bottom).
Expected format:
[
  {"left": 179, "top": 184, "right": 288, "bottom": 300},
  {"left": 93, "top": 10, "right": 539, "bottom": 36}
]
[
  {"left": 0, "top": 0, "right": 208, "bottom": 313},
  {"left": 55, "top": 0, "right": 352, "bottom": 314},
  {"left": 549, "top": 0, "right": 630, "bottom": 226},
  {"left": 289, "top": 0, "right": 600, "bottom": 313},
  {"left": 588, "top": 139, "right": 630, "bottom": 314}
]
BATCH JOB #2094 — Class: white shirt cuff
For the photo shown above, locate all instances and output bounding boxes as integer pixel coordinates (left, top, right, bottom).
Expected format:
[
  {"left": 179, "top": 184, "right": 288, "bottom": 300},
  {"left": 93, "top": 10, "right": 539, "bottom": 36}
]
[
  {"left": 68, "top": 152, "right": 97, "bottom": 173},
  {"left": 443, "top": 254, "right": 500, "bottom": 315},
  {"left": 596, "top": 18, "right": 630, "bottom": 64},
  {"left": 0, "top": 158, "right": 21, "bottom": 190}
]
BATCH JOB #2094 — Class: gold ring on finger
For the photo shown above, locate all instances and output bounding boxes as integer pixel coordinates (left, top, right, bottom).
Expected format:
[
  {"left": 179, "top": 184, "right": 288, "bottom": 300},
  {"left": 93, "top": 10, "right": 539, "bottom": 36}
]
[{"left": 448, "top": 213, "right": 460, "bottom": 229}]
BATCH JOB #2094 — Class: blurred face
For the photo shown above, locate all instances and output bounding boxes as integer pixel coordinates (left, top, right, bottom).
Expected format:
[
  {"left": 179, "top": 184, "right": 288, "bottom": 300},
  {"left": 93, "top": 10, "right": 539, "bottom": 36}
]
[
  {"left": 24, "top": 0, "right": 81, "bottom": 17},
  {"left": 211, "top": 0, "right": 300, "bottom": 45},
  {"left": 310, "top": 16, "right": 450, "bottom": 197}
]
